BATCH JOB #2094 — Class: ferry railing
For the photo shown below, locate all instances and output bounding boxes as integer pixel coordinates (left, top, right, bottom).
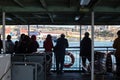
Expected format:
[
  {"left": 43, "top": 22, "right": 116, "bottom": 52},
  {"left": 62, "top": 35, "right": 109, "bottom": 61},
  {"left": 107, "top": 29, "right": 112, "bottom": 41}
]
[
  {"left": 11, "top": 53, "right": 46, "bottom": 80},
  {"left": 12, "top": 62, "right": 43, "bottom": 80},
  {"left": 37, "top": 46, "right": 115, "bottom": 71}
]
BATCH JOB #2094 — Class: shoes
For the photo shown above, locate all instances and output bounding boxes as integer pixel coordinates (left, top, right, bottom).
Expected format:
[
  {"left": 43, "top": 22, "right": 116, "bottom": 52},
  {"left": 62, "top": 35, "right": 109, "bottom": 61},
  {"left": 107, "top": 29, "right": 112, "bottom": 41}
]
[
  {"left": 57, "top": 72, "right": 59, "bottom": 74},
  {"left": 59, "top": 71, "right": 64, "bottom": 74},
  {"left": 47, "top": 72, "right": 53, "bottom": 75},
  {"left": 81, "top": 67, "right": 87, "bottom": 73},
  {"left": 56, "top": 71, "right": 64, "bottom": 75}
]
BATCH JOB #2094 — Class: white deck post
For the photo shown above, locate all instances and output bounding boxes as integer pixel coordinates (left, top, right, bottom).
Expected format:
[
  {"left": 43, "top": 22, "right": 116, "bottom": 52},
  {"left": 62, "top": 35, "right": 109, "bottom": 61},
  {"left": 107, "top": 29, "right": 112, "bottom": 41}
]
[
  {"left": 79, "top": 25, "right": 82, "bottom": 70},
  {"left": 91, "top": 11, "right": 95, "bottom": 80},
  {"left": 28, "top": 25, "right": 30, "bottom": 36},
  {"left": 2, "top": 11, "right": 6, "bottom": 53}
]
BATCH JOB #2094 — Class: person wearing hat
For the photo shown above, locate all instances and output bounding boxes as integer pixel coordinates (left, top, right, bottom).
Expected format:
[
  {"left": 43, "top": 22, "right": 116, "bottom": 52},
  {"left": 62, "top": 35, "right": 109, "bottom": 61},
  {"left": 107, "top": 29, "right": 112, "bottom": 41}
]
[{"left": 113, "top": 30, "right": 120, "bottom": 76}]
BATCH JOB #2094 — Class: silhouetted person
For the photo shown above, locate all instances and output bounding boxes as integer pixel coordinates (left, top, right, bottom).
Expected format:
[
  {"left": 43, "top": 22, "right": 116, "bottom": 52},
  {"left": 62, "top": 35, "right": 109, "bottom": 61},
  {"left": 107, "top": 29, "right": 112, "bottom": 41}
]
[
  {"left": 5, "top": 35, "right": 14, "bottom": 54},
  {"left": 29, "top": 35, "right": 39, "bottom": 53},
  {"left": 17, "top": 34, "right": 26, "bottom": 53},
  {"left": 80, "top": 32, "right": 91, "bottom": 72},
  {"left": 43, "top": 34, "right": 53, "bottom": 75},
  {"left": 14, "top": 40, "right": 19, "bottom": 54},
  {"left": 0, "top": 34, "right": 3, "bottom": 54},
  {"left": 113, "top": 30, "right": 120, "bottom": 76},
  {"left": 54, "top": 34, "right": 69, "bottom": 74},
  {"left": 23, "top": 35, "right": 32, "bottom": 53},
  {"left": 17, "top": 34, "right": 32, "bottom": 54}
]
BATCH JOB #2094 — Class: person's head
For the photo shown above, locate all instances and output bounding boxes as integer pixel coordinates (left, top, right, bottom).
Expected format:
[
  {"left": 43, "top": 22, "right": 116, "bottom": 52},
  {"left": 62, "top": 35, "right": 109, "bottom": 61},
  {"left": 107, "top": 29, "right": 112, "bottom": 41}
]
[
  {"left": 25, "top": 35, "right": 30, "bottom": 41},
  {"left": 117, "top": 30, "right": 120, "bottom": 37},
  {"left": 84, "top": 32, "right": 89, "bottom": 37},
  {"left": 15, "top": 41, "right": 18, "bottom": 45},
  {"left": 20, "top": 34, "right": 25, "bottom": 41},
  {"left": 31, "top": 35, "right": 36, "bottom": 41},
  {"left": 7, "top": 35, "right": 11, "bottom": 40},
  {"left": 60, "top": 33, "right": 65, "bottom": 38},
  {"left": 46, "top": 34, "right": 52, "bottom": 39}
]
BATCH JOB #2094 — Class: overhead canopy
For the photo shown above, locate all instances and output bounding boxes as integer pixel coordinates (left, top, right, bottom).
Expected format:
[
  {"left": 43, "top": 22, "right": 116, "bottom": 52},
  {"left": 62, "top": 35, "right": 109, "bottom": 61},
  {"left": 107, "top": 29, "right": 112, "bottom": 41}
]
[{"left": 0, "top": 0, "right": 120, "bottom": 25}]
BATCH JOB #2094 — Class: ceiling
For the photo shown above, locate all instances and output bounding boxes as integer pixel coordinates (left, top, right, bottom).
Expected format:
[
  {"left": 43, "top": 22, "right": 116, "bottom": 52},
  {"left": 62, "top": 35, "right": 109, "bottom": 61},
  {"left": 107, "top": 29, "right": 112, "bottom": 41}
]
[{"left": 0, "top": 0, "right": 120, "bottom": 25}]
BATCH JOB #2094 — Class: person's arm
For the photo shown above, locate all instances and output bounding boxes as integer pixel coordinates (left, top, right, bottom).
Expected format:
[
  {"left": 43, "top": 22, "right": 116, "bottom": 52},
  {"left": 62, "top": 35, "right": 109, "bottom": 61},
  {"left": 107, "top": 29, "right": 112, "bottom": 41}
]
[
  {"left": 113, "top": 39, "right": 117, "bottom": 49},
  {"left": 36, "top": 41, "right": 39, "bottom": 48},
  {"left": 65, "top": 39, "right": 69, "bottom": 48},
  {"left": 43, "top": 41, "right": 45, "bottom": 48}
]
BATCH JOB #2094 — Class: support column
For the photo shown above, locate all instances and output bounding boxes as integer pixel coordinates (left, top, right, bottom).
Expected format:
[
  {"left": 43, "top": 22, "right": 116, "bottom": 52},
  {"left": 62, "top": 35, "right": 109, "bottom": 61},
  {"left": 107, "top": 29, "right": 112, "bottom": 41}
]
[
  {"left": 28, "top": 25, "right": 30, "bottom": 36},
  {"left": 91, "top": 11, "right": 95, "bottom": 80},
  {"left": 79, "top": 25, "right": 82, "bottom": 70},
  {"left": 2, "top": 11, "right": 6, "bottom": 53}
]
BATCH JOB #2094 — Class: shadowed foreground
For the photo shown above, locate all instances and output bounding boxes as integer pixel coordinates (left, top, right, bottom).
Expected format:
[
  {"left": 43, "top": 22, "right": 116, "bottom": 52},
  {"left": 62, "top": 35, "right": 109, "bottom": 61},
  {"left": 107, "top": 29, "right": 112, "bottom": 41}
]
[{"left": 47, "top": 72, "right": 120, "bottom": 80}]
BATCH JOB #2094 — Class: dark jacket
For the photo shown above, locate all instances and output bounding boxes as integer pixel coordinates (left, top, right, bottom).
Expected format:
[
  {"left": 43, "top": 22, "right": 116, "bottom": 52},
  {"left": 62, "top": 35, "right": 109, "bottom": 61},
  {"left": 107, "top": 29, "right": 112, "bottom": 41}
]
[
  {"left": 80, "top": 37, "right": 91, "bottom": 56},
  {"left": 43, "top": 38, "right": 53, "bottom": 52},
  {"left": 113, "top": 37, "right": 120, "bottom": 58},
  {"left": 54, "top": 37, "right": 68, "bottom": 55}
]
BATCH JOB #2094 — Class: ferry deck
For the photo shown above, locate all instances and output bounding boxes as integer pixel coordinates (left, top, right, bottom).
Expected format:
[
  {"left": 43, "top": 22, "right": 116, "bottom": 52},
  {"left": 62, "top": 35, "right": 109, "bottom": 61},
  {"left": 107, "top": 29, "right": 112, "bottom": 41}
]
[
  {"left": 0, "top": 0, "right": 120, "bottom": 80},
  {"left": 0, "top": 47, "right": 118, "bottom": 80}
]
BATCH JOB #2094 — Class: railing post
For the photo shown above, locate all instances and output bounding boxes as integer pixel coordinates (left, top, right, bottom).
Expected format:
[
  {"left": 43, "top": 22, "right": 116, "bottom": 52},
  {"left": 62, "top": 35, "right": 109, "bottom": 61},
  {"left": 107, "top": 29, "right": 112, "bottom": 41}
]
[
  {"left": 2, "top": 11, "right": 6, "bottom": 53},
  {"left": 79, "top": 25, "right": 82, "bottom": 71},
  {"left": 107, "top": 47, "right": 108, "bottom": 53},
  {"left": 91, "top": 11, "right": 95, "bottom": 80}
]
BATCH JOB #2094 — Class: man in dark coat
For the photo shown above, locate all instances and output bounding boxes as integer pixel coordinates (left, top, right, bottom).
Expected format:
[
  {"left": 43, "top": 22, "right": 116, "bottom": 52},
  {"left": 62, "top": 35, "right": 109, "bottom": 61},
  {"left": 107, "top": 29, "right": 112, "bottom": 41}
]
[
  {"left": 113, "top": 30, "right": 120, "bottom": 76},
  {"left": 80, "top": 32, "right": 91, "bottom": 72},
  {"left": 54, "top": 34, "right": 69, "bottom": 74}
]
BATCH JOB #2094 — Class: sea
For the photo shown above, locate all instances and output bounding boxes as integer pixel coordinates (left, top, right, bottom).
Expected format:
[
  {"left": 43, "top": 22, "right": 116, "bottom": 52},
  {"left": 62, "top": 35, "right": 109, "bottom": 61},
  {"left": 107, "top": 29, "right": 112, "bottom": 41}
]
[{"left": 39, "top": 40, "right": 114, "bottom": 47}]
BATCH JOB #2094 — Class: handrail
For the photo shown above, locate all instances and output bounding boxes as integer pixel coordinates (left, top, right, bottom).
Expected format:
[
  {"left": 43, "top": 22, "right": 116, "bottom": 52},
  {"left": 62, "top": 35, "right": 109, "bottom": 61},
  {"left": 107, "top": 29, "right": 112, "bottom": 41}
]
[
  {"left": 45, "top": 53, "right": 52, "bottom": 64},
  {"left": 38, "top": 46, "right": 113, "bottom": 48},
  {"left": 11, "top": 46, "right": 115, "bottom": 71},
  {"left": 12, "top": 62, "right": 43, "bottom": 75},
  {"left": 38, "top": 46, "right": 115, "bottom": 51}
]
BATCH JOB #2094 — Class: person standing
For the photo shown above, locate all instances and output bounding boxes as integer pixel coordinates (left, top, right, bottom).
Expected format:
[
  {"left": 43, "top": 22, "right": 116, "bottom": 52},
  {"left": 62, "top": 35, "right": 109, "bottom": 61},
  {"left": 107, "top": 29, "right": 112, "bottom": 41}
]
[
  {"left": 113, "top": 30, "right": 120, "bottom": 76},
  {"left": 54, "top": 34, "right": 69, "bottom": 74},
  {"left": 14, "top": 40, "right": 19, "bottom": 54},
  {"left": 17, "top": 34, "right": 26, "bottom": 53},
  {"left": 29, "top": 35, "right": 39, "bottom": 53},
  {"left": 80, "top": 32, "right": 91, "bottom": 72},
  {"left": 5, "top": 35, "right": 14, "bottom": 54},
  {"left": 43, "top": 34, "right": 54, "bottom": 75},
  {"left": 0, "top": 34, "right": 3, "bottom": 54}
]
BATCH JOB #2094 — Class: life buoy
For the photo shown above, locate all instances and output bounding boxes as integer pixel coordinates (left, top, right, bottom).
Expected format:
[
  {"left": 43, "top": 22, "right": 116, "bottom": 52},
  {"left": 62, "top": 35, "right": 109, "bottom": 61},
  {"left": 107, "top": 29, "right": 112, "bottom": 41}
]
[{"left": 64, "top": 52, "right": 75, "bottom": 68}]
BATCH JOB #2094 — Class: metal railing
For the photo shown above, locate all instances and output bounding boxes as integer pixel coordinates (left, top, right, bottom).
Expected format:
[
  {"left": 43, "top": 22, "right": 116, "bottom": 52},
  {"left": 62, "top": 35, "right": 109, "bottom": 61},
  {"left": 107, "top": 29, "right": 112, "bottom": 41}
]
[
  {"left": 11, "top": 54, "right": 46, "bottom": 80},
  {"left": 12, "top": 62, "right": 44, "bottom": 80},
  {"left": 10, "top": 46, "right": 115, "bottom": 71},
  {"left": 49, "top": 46, "right": 115, "bottom": 71},
  {"left": 2, "top": 47, "right": 115, "bottom": 80}
]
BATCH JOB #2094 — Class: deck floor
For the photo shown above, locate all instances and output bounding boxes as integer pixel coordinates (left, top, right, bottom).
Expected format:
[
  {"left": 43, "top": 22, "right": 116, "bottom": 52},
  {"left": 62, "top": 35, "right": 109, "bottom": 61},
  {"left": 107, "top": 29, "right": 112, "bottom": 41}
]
[{"left": 46, "top": 72, "right": 120, "bottom": 80}]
